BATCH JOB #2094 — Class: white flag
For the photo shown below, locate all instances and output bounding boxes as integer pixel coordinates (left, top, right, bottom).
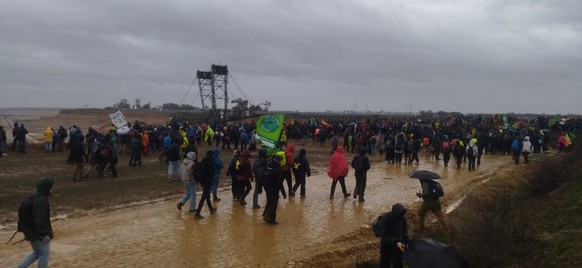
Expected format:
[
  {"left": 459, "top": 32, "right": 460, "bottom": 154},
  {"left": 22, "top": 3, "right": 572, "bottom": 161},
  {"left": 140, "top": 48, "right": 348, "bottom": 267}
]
[{"left": 109, "top": 110, "right": 128, "bottom": 128}]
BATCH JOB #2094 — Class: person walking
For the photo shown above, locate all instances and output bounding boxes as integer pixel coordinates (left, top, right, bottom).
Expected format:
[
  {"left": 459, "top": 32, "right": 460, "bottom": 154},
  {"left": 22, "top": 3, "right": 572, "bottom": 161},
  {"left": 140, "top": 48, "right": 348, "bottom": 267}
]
[
  {"left": 377, "top": 203, "right": 409, "bottom": 268},
  {"left": 177, "top": 152, "right": 197, "bottom": 213},
  {"left": 466, "top": 138, "right": 478, "bottom": 171},
  {"left": 522, "top": 136, "right": 533, "bottom": 164},
  {"left": 262, "top": 155, "right": 284, "bottom": 225},
  {"left": 194, "top": 150, "right": 217, "bottom": 219},
  {"left": 252, "top": 148, "right": 268, "bottom": 208},
  {"left": 511, "top": 136, "right": 522, "bottom": 164},
  {"left": 210, "top": 147, "right": 224, "bottom": 201},
  {"left": 12, "top": 122, "right": 19, "bottom": 152},
  {"left": 226, "top": 150, "right": 242, "bottom": 200},
  {"left": 166, "top": 138, "right": 182, "bottom": 182},
  {"left": 416, "top": 180, "right": 449, "bottom": 233},
  {"left": 441, "top": 135, "right": 451, "bottom": 167},
  {"left": 17, "top": 124, "right": 28, "bottom": 154},
  {"left": 0, "top": 125, "right": 6, "bottom": 157},
  {"left": 70, "top": 137, "right": 87, "bottom": 181},
  {"left": 282, "top": 144, "right": 295, "bottom": 197},
  {"left": 16, "top": 177, "right": 55, "bottom": 268},
  {"left": 291, "top": 148, "right": 311, "bottom": 198},
  {"left": 43, "top": 127, "right": 54, "bottom": 153},
  {"left": 351, "top": 148, "right": 370, "bottom": 202},
  {"left": 327, "top": 146, "right": 350, "bottom": 199},
  {"left": 236, "top": 150, "right": 254, "bottom": 206}
]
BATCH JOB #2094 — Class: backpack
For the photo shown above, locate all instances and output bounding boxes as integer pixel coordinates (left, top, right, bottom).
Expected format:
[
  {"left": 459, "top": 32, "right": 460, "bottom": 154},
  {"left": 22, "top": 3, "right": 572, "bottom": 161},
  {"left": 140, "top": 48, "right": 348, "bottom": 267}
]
[
  {"left": 7, "top": 196, "right": 36, "bottom": 244},
  {"left": 443, "top": 141, "right": 450, "bottom": 151},
  {"left": 372, "top": 213, "right": 389, "bottom": 237},
  {"left": 352, "top": 156, "right": 365, "bottom": 171},
  {"left": 235, "top": 159, "right": 246, "bottom": 175},
  {"left": 100, "top": 145, "right": 112, "bottom": 160},
  {"left": 191, "top": 162, "right": 203, "bottom": 182},
  {"left": 428, "top": 181, "right": 444, "bottom": 198},
  {"left": 466, "top": 145, "right": 475, "bottom": 157},
  {"left": 292, "top": 157, "right": 302, "bottom": 173},
  {"left": 394, "top": 141, "right": 404, "bottom": 151}
]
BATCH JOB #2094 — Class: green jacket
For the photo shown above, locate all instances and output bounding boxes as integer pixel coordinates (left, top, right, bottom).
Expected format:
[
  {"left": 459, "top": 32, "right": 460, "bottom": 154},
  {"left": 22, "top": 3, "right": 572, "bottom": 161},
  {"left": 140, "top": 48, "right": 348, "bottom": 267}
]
[{"left": 24, "top": 177, "right": 54, "bottom": 241}]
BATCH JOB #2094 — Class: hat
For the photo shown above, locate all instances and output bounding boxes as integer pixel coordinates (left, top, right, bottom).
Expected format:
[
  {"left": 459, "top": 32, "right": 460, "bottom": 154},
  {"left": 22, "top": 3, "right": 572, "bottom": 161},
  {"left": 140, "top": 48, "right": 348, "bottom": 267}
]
[{"left": 186, "top": 152, "right": 196, "bottom": 160}]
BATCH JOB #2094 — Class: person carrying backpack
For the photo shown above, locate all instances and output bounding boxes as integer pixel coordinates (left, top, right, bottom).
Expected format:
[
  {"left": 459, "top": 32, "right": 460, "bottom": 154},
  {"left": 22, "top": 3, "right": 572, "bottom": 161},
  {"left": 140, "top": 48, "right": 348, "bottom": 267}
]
[
  {"left": 16, "top": 177, "right": 55, "bottom": 268},
  {"left": 416, "top": 179, "right": 449, "bottom": 234},
  {"left": 466, "top": 138, "right": 478, "bottom": 171},
  {"left": 351, "top": 148, "right": 370, "bottom": 202},
  {"left": 252, "top": 148, "right": 269, "bottom": 209},
  {"left": 291, "top": 148, "right": 311, "bottom": 198},
  {"left": 375, "top": 203, "right": 409, "bottom": 268}
]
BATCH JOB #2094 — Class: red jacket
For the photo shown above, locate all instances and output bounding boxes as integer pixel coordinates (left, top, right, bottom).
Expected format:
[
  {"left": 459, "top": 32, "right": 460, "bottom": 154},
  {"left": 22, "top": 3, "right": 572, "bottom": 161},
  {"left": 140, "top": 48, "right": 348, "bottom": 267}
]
[
  {"left": 327, "top": 146, "right": 348, "bottom": 181},
  {"left": 282, "top": 144, "right": 295, "bottom": 171}
]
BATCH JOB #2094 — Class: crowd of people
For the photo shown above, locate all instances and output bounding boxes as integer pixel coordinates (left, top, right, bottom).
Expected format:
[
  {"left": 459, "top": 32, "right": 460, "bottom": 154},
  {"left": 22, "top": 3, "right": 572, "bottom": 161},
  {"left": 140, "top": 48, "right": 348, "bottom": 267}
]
[{"left": 5, "top": 113, "right": 580, "bottom": 267}]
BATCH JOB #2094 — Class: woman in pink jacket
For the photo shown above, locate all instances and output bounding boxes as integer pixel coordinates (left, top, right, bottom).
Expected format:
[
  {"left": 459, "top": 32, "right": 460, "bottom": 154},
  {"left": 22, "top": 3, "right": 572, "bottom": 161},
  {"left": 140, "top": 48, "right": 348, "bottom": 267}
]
[{"left": 327, "top": 146, "right": 351, "bottom": 199}]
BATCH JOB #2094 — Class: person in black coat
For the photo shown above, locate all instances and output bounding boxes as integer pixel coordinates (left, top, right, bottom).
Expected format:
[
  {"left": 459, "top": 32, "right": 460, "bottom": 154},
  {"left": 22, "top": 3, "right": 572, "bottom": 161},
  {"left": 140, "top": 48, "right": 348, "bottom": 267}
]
[
  {"left": 262, "top": 155, "right": 284, "bottom": 225},
  {"left": 379, "top": 203, "right": 409, "bottom": 268},
  {"left": 194, "top": 150, "right": 217, "bottom": 219},
  {"left": 291, "top": 149, "right": 311, "bottom": 198},
  {"left": 351, "top": 148, "right": 370, "bottom": 202}
]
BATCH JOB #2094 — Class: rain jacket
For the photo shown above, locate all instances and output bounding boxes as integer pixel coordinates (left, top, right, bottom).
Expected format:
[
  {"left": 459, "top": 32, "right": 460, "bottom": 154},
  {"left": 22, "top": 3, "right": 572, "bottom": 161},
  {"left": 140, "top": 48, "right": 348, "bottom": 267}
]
[
  {"left": 380, "top": 203, "right": 409, "bottom": 246},
  {"left": 204, "top": 127, "right": 215, "bottom": 142},
  {"left": 198, "top": 151, "right": 216, "bottom": 187},
  {"left": 282, "top": 145, "right": 295, "bottom": 171},
  {"left": 43, "top": 127, "right": 54, "bottom": 143},
  {"left": 213, "top": 147, "right": 224, "bottom": 177},
  {"left": 180, "top": 157, "right": 195, "bottom": 181},
  {"left": 25, "top": 177, "right": 54, "bottom": 241},
  {"left": 327, "top": 146, "right": 348, "bottom": 181}
]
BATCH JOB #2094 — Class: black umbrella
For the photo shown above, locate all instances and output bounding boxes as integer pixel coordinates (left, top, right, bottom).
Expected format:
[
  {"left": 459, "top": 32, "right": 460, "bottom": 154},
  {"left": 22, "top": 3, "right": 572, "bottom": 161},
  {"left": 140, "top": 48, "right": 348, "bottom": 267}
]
[
  {"left": 403, "top": 238, "right": 469, "bottom": 268},
  {"left": 408, "top": 170, "right": 442, "bottom": 181}
]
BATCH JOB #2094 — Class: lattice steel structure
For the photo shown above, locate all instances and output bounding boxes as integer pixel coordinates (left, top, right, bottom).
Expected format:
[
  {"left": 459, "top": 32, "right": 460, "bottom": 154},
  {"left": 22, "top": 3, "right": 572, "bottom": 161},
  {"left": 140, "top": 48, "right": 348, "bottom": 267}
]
[{"left": 197, "top": 65, "right": 229, "bottom": 119}]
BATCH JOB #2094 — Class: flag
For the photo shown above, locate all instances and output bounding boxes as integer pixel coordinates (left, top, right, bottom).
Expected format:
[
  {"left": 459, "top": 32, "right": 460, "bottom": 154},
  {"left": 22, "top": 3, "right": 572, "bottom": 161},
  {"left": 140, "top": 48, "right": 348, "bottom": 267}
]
[
  {"left": 109, "top": 110, "right": 128, "bottom": 128},
  {"left": 255, "top": 114, "right": 285, "bottom": 150}
]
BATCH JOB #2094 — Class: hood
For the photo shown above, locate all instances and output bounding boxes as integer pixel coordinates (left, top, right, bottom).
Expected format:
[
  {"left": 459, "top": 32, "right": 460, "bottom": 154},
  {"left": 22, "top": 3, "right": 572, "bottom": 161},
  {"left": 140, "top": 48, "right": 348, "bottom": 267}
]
[
  {"left": 213, "top": 147, "right": 221, "bottom": 158},
  {"left": 335, "top": 146, "right": 344, "bottom": 154},
  {"left": 36, "top": 177, "right": 55, "bottom": 196},
  {"left": 242, "top": 150, "right": 251, "bottom": 159},
  {"left": 299, "top": 148, "right": 306, "bottom": 157},
  {"left": 358, "top": 147, "right": 367, "bottom": 156},
  {"left": 391, "top": 203, "right": 407, "bottom": 217},
  {"left": 285, "top": 144, "right": 295, "bottom": 153},
  {"left": 186, "top": 151, "right": 197, "bottom": 160},
  {"left": 205, "top": 150, "right": 214, "bottom": 159}
]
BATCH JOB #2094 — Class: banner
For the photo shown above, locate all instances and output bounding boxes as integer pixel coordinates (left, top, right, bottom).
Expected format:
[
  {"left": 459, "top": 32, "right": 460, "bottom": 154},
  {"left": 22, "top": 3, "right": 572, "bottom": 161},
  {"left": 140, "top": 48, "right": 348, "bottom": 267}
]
[
  {"left": 109, "top": 110, "right": 128, "bottom": 128},
  {"left": 255, "top": 114, "right": 285, "bottom": 150}
]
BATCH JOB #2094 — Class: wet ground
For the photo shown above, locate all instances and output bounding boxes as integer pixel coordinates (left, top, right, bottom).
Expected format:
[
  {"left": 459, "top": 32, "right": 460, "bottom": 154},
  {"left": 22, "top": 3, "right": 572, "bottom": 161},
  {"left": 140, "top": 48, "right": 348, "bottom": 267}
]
[{"left": 0, "top": 154, "right": 510, "bottom": 267}]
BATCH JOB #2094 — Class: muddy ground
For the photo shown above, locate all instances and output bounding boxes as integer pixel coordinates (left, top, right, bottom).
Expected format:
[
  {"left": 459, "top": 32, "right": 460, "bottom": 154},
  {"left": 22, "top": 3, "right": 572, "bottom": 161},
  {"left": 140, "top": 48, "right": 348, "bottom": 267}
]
[{"left": 0, "top": 108, "right": 536, "bottom": 267}]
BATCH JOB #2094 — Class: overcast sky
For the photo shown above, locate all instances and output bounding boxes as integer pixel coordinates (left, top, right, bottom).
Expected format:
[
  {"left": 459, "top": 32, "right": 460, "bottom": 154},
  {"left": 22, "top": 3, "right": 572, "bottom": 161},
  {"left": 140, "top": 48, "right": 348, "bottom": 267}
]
[{"left": 1, "top": 0, "right": 580, "bottom": 114}]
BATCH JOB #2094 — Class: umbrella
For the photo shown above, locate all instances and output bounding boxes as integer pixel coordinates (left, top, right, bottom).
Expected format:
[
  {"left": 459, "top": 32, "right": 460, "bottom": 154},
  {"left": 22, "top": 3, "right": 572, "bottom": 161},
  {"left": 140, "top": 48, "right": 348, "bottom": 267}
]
[
  {"left": 409, "top": 170, "right": 441, "bottom": 181},
  {"left": 403, "top": 238, "right": 469, "bottom": 268}
]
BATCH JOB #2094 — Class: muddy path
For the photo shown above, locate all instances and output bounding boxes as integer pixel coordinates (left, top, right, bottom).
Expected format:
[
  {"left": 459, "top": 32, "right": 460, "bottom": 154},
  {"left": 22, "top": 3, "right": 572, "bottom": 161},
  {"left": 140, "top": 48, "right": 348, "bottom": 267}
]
[{"left": 0, "top": 154, "right": 513, "bottom": 267}]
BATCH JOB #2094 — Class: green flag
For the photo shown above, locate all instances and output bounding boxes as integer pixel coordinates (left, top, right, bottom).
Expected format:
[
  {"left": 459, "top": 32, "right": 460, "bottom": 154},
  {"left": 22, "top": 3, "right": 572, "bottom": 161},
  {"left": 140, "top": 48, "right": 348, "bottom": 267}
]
[{"left": 255, "top": 114, "right": 285, "bottom": 150}]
